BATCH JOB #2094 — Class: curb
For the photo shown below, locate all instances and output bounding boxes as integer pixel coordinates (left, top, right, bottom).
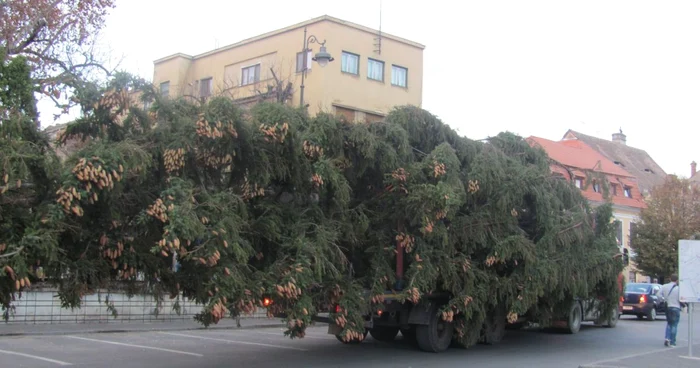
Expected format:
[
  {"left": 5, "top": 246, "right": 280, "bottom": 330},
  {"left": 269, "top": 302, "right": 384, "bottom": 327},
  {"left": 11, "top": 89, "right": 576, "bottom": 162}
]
[{"left": 0, "top": 323, "right": 288, "bottom": 337}]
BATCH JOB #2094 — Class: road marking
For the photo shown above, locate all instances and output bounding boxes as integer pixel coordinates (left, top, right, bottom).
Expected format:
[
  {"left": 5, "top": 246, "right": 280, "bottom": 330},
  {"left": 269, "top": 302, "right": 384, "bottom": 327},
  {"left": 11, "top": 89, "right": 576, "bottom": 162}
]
[
  {"left": 248, "top": 330, "right": 330, "bottom": 340},
  {"left": 583, "top": 346, "right": 686, "bottom": 366},
  {"left": 64, "top": 336, "right": 202, "bottom": 357},
  {"left": 680, "top": 355, "right": 700, "bottom": 361},
  {"left": 160, "top": 332, "right": 309, "bottom": 351},
  {"left": 0, "top": 348, "right": 73, "bottom": 366}
]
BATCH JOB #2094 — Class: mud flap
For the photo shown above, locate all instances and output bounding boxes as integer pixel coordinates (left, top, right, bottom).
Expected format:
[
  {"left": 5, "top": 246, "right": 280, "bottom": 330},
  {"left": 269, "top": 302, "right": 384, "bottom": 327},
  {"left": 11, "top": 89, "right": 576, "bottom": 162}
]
[{"left": 408, "top": 301, "right": 435, "bottom": 326}]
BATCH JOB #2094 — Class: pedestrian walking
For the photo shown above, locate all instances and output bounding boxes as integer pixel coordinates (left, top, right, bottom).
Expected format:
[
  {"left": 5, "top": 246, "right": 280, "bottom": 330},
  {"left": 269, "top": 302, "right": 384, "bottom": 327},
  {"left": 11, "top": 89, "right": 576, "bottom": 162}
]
[{"left": 658, "top": 274, "right": 681, "bottom": 347}]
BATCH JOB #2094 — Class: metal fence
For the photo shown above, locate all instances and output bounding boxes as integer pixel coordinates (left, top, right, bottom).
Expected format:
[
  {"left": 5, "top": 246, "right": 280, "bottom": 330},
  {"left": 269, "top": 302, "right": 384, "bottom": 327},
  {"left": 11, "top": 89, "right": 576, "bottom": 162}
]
[{"left": 3, "top": 285, "right": 268, "bottom": 325}]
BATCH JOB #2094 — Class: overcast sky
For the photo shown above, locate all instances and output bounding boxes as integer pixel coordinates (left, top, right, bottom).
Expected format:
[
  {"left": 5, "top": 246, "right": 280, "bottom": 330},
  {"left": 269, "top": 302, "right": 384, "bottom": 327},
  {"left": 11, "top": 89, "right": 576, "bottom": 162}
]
[{"left": 38, "top": 0, "right": 700, "bottom": 178}]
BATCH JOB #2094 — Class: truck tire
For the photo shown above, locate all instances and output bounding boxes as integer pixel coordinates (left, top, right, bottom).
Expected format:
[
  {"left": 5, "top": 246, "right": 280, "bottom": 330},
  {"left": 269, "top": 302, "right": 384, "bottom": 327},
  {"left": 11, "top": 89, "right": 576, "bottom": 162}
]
[
  {"left": 481, "top": 304, "right": 507, "bottom": 344},
  {"left": 605, "top": 307, "right": 619, "bottom": 328},
  {"left": 415, "top": 304, "right": 454, "bottom": 353},
  {"left": 481, "top": 317, "right": 506, "bottom": 344},
  {"left": 565, "top": 301, "right": 583, "bottom": 334},
  {"left": 369, "top": 326, "right": 400, "bottom": 342}
]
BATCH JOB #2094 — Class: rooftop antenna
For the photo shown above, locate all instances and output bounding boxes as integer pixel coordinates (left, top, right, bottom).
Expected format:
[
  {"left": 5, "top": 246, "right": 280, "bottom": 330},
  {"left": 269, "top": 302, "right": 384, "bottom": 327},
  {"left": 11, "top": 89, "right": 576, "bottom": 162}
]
[{"left": 374, "top": 0, "right": 382, "bottom": 55}]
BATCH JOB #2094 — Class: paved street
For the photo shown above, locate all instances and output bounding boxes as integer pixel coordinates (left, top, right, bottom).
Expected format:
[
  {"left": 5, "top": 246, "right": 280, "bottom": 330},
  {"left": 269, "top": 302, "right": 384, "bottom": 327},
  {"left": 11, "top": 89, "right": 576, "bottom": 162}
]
[{"left": 1, "top": 312, "right": 699, "bottom": 368}]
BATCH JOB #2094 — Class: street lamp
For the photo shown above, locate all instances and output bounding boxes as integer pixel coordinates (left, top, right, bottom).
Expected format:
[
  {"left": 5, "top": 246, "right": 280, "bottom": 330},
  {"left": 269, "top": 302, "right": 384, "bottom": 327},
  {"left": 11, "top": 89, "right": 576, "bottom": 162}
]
[{"left": 300, "top": 26, "right": 334, "bottom": 108}]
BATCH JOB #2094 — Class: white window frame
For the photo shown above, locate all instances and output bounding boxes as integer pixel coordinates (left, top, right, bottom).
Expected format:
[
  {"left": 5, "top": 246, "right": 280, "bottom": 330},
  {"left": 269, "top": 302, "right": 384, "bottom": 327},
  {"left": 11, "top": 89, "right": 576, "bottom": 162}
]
[
  {"left": 296, "top": 50, "right": 313, "bottom": 73},
  {"left": 341, "top": 51, "right": 359, "bottom": 75},
  {"left": 367, "top": 58, "right": 384, "bottom": 82},
  {"left": 241, "top": 64, "right": 261, "bottom": 86},
  {"left": 391, "top": 65, "right": 408, "bottom": 87}
]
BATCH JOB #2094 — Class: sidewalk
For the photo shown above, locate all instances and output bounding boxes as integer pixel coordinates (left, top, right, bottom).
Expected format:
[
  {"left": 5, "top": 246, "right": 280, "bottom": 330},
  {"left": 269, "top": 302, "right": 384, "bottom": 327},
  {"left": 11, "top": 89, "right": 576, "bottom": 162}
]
[
  {"left": 580, "top": 343, "right": 700, "bottom": 368},
  {"left": 0, "top": 316, "right": 286, "bottom": 337}
]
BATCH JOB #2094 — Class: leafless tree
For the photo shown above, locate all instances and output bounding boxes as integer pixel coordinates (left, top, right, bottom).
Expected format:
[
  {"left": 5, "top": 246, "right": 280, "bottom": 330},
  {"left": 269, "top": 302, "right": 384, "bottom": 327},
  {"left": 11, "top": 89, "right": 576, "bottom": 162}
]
[{"left": 1, "top": 0, "right": 118, "bottom": 119}]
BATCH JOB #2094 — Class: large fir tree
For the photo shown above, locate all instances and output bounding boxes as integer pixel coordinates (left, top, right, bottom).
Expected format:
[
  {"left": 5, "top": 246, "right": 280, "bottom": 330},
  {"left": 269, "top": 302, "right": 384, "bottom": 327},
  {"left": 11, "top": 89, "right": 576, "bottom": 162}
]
[{"left": 22, "top": 73, "right": 622, "bottom": 348}]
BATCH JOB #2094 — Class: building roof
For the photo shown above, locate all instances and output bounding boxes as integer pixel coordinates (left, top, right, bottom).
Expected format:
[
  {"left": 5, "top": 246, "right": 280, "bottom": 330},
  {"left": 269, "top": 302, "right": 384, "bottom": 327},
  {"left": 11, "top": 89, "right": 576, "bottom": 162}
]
[
  {"left": 527, "top": 136, "right": 634, "bottom": 177},
  {"left": 154, "top": 15, "right": 425, "bottom": 65},
  {"left": 562, "top": 129, "right": 667, "bottom": 195},
  {"left": 527, "top": 136, "right": 646, "bottom": 210}
]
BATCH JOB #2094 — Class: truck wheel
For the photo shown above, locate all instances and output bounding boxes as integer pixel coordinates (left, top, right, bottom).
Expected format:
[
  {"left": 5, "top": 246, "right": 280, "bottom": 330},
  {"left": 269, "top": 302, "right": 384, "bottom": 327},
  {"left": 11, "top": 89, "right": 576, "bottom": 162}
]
[
  {"left": 481, "top": 317, "right": 506, "bottom": 344},
  {"left": 565, "top": 301, "right": 583, "bottom": 334},
  {"left": 605, "top": 307, "right": 619, "bottom": 328},
  {"left": 415, "top": 305, "right": 454, "bottom": 353},
  {"left": 369, "top": 326, "right": 400, "bottom": 342},
  {"left": 335, "top": 329, "right": 368, "bottom": 344}
]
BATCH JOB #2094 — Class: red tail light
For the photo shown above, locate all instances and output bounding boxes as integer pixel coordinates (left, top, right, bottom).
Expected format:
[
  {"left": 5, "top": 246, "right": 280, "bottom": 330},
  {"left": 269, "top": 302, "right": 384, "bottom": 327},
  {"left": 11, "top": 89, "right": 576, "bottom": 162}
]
[{"left": 639, "top": 295, "right": 646, "bottom": 303}]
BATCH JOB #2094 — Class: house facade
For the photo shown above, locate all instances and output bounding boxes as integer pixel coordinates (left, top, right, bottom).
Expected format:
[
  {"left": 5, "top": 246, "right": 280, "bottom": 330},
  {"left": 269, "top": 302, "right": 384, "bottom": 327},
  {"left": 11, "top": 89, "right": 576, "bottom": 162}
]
[
  {"left": 152, "top": 15, "right": 424, "bottom": 122},
  {"left": 527, "top": 136, "right": 649, "bottom": 283}
]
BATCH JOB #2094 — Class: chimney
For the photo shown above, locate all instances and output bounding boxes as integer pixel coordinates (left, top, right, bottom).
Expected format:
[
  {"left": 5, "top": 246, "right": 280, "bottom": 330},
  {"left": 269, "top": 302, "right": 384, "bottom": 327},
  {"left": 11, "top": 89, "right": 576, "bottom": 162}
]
[
  {"left": 692, "top": 161, "right": 697, "bottom": 178},
  {"left": 612, "top": 128, "right": 626, "bottom": 145}
]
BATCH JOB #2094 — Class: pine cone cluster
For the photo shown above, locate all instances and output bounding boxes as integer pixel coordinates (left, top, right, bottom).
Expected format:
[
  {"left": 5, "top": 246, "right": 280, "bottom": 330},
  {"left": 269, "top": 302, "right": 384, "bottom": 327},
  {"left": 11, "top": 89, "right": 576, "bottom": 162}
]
[
  {"left": 146, "top": 198, "right": 169, "bottom": 223},
  {"left": 468, "top": 179, "right": 480, "bottom": 194},
  {"left": 163, "top": 148, "right": 185, "bottom": 174},
  {"left": 311, "top": 173, "right": 324, "bottom": 189},
  {"left": 241, "top": 175, "right": 265, "bottom": 200},
  {"left": 259, "top": 122, "right": 289, "bottom": 144},
  {"left": 392, "top": 168, "right": 408, "bottom": 182},
  {"left": 0, "top": 173, "right": 9, "bottom": 194},
  {"left": 3, "top": 266, "right": 30, "bottom": 291},
  {"left": 195, "top": 115, "right": 236, "bottom": 139},
  {"left": 395, "top": 233, "right": 415, "bottom": 252},
  {"left": 210, "top": 299, "right": 228, "bottom": 324},
  {"left": 303, "top": 140, "right": 324, "bottom": 159},
  {"left": 433, "top": 161, "right": 446, "bottom": 178}
]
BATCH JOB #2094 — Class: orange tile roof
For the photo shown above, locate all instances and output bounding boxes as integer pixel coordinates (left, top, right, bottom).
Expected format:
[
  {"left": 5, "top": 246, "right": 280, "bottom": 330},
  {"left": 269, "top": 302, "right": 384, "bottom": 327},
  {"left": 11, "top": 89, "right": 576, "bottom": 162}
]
[
  {"left": 528, "top": 136, "right": 633, "bottom": 177},
  {"left": 527, "top": 136, "right": 646, "bottom": 210}
]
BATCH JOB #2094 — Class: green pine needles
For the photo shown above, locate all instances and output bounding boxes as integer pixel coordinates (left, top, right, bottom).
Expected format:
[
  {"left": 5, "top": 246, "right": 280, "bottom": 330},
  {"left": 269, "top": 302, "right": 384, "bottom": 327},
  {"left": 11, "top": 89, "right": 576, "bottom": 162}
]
[{"left": 0, "top": 73, "right": 623, "bottom": 349}]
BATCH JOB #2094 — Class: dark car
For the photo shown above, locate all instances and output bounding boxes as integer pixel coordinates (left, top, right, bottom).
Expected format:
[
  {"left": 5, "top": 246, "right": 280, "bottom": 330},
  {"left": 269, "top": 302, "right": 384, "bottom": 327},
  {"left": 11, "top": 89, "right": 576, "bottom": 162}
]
[{"left": 621, "top": 282, "right": 665, "bottom": 320}]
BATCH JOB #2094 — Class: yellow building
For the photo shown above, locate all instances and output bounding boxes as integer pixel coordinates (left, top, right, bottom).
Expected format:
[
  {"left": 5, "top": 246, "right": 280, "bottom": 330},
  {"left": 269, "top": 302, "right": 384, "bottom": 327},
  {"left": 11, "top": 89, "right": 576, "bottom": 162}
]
[{"left": 152, "top": 15, "right": 424, "bottom": 121}]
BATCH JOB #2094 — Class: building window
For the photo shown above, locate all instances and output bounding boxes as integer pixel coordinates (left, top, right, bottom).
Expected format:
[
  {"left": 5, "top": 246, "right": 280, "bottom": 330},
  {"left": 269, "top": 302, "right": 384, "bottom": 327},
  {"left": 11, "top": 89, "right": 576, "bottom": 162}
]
[
  {"left": 367, "top": 58, "right": 384, "bottom": 81},
  {"left": 341, "top": 51, "right": 359, "bottom": 75},
  {"left": 615, "top": 220, "right": 623, "bottom": 247},
  {"left": 241, "top": 64, "right": 260, "bottom": 86},
  {"left": 199, "top": 77, "right": 212, "bottom": 98},
  {"left": 391, "top": 65, "right": 407, "bottom": 87},
  {"left": 611, "top": 183, "right": 618, "bottom": 196},
  {"left": 296, "top": 50, "right": 311, "bottom": 73},
  {"left": 160, "top": 81, "right": 170, "bottom": 97},
  {"left": 593, "top": 181, "right": 601, "bottom": 193},
  {"left": 574, "top": 177, "right": 583, "bottom": 189},
  {"left": 624, "top": 186, "right": 632, "bottom": 198}
]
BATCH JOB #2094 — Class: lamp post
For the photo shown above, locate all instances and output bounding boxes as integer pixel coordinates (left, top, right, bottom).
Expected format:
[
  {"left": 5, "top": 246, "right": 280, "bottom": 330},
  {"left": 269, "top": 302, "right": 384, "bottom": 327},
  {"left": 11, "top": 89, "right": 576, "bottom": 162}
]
[{"left": 299, "top": 26, "right": 334, "bottom": 108}]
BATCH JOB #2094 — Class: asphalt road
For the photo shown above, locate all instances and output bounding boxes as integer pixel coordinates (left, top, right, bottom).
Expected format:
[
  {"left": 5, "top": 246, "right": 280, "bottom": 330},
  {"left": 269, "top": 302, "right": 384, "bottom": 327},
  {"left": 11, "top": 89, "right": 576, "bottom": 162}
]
[{"left": 1, "top": 313, "right": 699, "bottom": 368}]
